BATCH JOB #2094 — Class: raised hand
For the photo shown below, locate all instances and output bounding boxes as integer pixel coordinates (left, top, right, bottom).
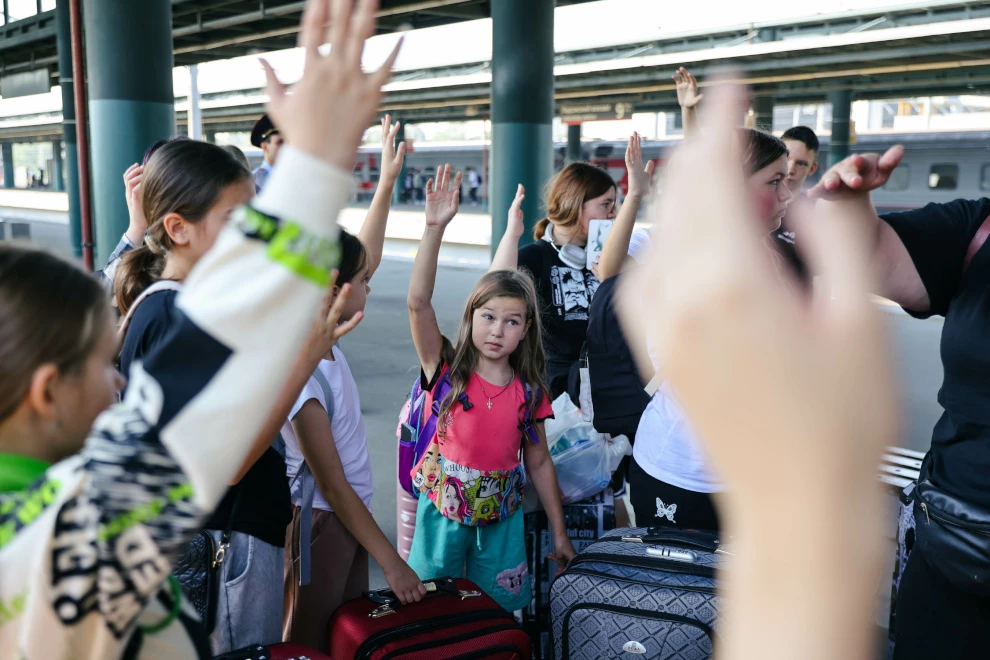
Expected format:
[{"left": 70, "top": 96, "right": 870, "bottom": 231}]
[
  {"left": 260, "top": 0, "right": 403, "bottom": 171},
  {"left": 673, "top": 67, "right": 704, "bottom": 109},
  {"left": 507, "top": 184, "right": 525, "bottom": 239},
  {"left": 807, "top": 145, "right": 904, "bottom": 200},
  {"left": 625, "top": 132, "right": 655, "bottom": 200},
  {"left": 123, "top": 163, "right": 148, "bottom": 244},
  {"left": 424, "top": 163, "right": 462, "bottom": 228},
  {"left": 378, "top": 114, "right": 407, "bottom": 185}
]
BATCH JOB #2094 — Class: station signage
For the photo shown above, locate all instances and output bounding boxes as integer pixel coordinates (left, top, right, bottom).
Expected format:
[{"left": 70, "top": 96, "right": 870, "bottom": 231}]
[{"left": 560, "top": 101, "right": 634, "bottom": 124}]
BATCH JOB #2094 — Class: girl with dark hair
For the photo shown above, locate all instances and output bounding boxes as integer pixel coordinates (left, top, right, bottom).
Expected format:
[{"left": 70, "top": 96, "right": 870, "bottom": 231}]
[
  {"left": 611, "top": 126, "right": 793, "bottom": 533},
  {"left": 280, "top": 120, "right": 427, "bottom": 653},
  {"left": 0, "top": 0, "right": 400, "bottom": 654},
  {"left": 489, "top": 134, "right": 655, "bottom": 401},
  {"left": 406, "top": 164, "right": 575, "bottom": 613}
]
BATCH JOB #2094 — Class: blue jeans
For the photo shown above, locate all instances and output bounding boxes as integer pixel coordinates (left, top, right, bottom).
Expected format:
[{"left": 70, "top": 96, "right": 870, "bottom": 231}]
[{"left": 207, "top": 530, "right": 284, "bottom": 655}]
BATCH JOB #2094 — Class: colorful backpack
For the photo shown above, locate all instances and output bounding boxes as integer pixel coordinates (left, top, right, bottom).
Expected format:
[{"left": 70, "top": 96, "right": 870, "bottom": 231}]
[{"left": 396, "top": 372, "right": 540, "bottom": 498}]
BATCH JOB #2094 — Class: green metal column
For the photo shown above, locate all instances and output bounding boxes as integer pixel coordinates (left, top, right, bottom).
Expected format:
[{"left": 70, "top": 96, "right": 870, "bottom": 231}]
[
  {"left": 566, "top": 123, "right": 582, "bottom": 163},
  {"left": 2, "top": 143, "right": 13, "bottom": 189},
  {"left": 829, "top": 89, "right": 852, "bottom": 167},
  {"left": 490, "top": 0, "right": 554, "bottom": 255},
  {"left": 752, "top": 95, "right": 774, "bottom": 132},
  {"left": 56, "top": 0, "right": 82, "bottom": 256},
  {"left": 84, "top": 0, "right": 174, "bottom": 264},
  {"left": 52, "top": 139, "right": 64, "bottom": 192}
]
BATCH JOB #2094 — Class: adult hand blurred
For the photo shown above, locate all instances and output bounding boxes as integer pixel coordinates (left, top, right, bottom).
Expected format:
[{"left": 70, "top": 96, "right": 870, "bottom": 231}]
[
  {"left": 619, "top": 80, "right": 897, "bottom": 660},
  {"left": 261, "top": 0, "right": 403, "bottom": 172},
  {"left": 807, "top": 145, "right": 904, "bottom": 201}
]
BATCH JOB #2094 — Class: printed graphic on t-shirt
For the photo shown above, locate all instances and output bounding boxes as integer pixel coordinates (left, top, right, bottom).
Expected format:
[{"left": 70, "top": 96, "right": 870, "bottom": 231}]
[
  {"left": 411, "top": 442, "right": 525, "bottom": 526},
  {"left": 549, "top": 265, "right": 599, "bottom": 322}
]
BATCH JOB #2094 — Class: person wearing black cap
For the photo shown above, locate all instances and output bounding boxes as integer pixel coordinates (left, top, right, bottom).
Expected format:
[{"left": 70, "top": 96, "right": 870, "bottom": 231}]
[{"left": 251, "top": 113, "right": 283, "bottom": 191}]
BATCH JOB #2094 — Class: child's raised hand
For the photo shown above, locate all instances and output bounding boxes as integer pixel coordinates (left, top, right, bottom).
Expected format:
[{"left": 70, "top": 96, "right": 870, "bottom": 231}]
[
  {"left": 304, "top": 271, "right": 364, "bottom": 363},
  {"left": 507, "top": 184, "right": 525, "bottom": 239},
  {"left": 673, "top": 66, "right": 704, "bottom": 109},
  {"left": 383, "top": 559, "right": 429, "bottom": 605},
  {"left": 425, "top": 163, "right": 462, "bottom": 228},
  {"left": 625, "top": 132, "right": 655, "bottom": 201},
  {"left": 378, "top": 114, "right": 407, "bottom": 185},
  {"left": 260, "top": 0, "right": 403, "bottom": 172}
]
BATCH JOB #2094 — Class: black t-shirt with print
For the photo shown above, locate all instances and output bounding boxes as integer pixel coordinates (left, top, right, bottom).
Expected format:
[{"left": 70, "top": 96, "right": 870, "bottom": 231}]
[
  {"left": 119, "top": 290, "right": 292, "bottom": 547},
  {"left": 881, "top": 198, "right": 990, "bottom": 507},
  {"left": 518, "top": 240, "right": 600, "bottom": 399}
]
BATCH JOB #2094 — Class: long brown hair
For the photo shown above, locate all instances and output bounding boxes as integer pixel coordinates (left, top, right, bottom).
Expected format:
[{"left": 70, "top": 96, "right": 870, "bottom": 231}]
[
  {"left": 438, "top": 269, "right": 549, "bottom": 433},
  {"left": 533, "top": 162, "right": 616, "bottom": 241},
  {"left": 0, "top": 244, "right": 109, "bottom": 423},
  {"left": 115, "top": 139, "right": 251, "bottom": 314}
]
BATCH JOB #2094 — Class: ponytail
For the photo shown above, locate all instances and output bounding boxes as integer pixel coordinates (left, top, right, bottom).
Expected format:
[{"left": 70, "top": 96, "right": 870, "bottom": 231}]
[
  {"left": 532, "top": 217, "right": 551, "bottom": 242},
  {"left": 115, "top": 244, "right": 166, "bottom": 316}
]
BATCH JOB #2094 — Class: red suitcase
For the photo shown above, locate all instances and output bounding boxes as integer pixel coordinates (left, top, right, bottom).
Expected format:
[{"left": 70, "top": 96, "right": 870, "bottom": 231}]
[
  {"left": 268, "top": 643, "right": 331, "bottom": 660},
  {"left": 327, "top": 577, "right": 531, "bottom": 660}
]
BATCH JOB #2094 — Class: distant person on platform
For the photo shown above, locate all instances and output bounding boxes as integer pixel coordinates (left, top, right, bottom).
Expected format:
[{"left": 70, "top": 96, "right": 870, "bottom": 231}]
[
  {"left": 466, "top": 167, "right": 481, "bottom": 205},
  {"left": 250, "top": 113, "right": 283, "bottom": 192},
  {"left": 774, "top": 125, "right": 819, "bottom": 279}
]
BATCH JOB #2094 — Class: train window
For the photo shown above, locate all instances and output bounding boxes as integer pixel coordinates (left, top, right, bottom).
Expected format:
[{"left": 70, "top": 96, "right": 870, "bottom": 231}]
[
  {"left": 981, "top": 164, "right": 990, "bottom": 191},
  {"left": 929, "top": 163, "right": 958, "bottom": 190},
  {"left": 883, "top": 165, "right": 909, "bottom": 192}
]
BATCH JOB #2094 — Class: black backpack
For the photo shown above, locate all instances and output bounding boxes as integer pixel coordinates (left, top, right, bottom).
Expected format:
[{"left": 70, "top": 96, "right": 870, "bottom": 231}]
[{"left": 585, "top": 274, "right": 651, "bottom": 440}]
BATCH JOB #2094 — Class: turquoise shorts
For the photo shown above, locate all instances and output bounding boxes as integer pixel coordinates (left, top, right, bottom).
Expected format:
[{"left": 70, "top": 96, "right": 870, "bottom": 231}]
[{"left": 407, "top": 495, "right": 531, "bottom": 612}]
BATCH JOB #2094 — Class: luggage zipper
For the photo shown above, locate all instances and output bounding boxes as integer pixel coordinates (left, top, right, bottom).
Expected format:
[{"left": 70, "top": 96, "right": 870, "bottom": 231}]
[
  {"left": 355, "top": 608, "right": 514, "bottom": 660},
  {"left": 559, "top": 603, "right": 718, "bottom": 659},
  {"left": 567, "top": 551, "right": 717, "bottom": 580},
  {"left": 563, "top": 567, "right": 716, "bottom": 596},
  {"left": 446, "top": 645, "right": 524, "bottom": 660},
  {"left": 380, "top": 622, "right": 524, "bottom": 660}
]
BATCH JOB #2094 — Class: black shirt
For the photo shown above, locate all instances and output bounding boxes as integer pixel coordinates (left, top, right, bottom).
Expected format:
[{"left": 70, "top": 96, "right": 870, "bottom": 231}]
[
  {"left": 518, "top": 240, "right": 600, "bottom": 398},
  {"left": 882, "top": 198, "right": 990, "bottom": 507},
  {"left": 119, "top": 289, "right": 292, "bottom": 547}
]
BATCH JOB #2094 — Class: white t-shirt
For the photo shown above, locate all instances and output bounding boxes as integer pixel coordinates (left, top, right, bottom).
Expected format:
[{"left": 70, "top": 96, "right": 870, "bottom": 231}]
[
  {"left": 280, "top": 345, "right": 375, "bottom": 512},
  {"left": 632, "top": 340, "right": 722, "bottom": 494}
]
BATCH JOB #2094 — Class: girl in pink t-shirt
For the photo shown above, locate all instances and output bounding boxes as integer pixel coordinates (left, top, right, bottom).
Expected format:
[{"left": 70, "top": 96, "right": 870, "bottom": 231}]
[{"left": 406, "top": 164, "right": 577, "bottom": 612}]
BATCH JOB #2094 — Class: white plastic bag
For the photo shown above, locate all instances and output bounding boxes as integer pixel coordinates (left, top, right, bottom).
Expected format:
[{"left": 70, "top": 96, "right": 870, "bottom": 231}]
[{"left": 542, "top": 395, "right": 632, "bottom": 504}]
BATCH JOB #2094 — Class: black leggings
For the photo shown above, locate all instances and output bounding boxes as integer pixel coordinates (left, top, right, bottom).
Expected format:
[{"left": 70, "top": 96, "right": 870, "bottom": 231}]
[
  {"left": 893, "top": 549, "right": 990, "bottom": 659},
  {"left": 628, "top": 458, "right": 720, "bottom": 534}
]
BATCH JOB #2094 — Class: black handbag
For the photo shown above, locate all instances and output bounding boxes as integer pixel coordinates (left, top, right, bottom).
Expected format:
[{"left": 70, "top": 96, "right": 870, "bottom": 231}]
[
  {"left": 913, "top": 451, "right": 990, "bottom": 596},
  {"left": 172, "top": 485, "right": 244, "bottom": 634}
]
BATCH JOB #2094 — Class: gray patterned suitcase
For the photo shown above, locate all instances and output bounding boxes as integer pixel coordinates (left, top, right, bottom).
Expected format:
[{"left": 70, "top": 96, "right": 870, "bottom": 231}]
[{"left": 550, "top": 527, "right": 724, "bottom": 660}]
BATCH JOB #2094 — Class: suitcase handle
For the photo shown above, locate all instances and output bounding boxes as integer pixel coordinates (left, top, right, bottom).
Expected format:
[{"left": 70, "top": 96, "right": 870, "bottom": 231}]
[
  {"left": 363, "top": 577, "right": 482, "bottom": 618},
  {"left": 620, "top": 528, "right": 720, "bottom": 553}
]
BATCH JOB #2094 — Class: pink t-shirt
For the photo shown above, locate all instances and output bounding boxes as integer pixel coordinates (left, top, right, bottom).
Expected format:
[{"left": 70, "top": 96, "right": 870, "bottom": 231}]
[{"left": 426, "top": 364, "right": 554, "bottom": 472}]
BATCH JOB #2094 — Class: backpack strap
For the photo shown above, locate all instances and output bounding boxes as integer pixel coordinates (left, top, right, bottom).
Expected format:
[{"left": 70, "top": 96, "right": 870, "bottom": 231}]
[
  {"left": 520, "top": 382, "right": 541, "bottom": 445},
  {"left": 117, "top": 279, "right": 183, "bottom": 342},
  {"left": 292, "top": 365, "right": 335, "bottom": 587},
  {"left": 962, "top": 213, "right": 990, "bottom": 277}
]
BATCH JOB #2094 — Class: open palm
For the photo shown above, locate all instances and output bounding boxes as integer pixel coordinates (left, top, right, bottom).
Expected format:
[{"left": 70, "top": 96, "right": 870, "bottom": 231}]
[
  {"left": 625, "top": 132, "right": 655, "bottom": 199},
  {"left": 379, "top": 114, "right": 407, "bottom": 184},
  {"left": 425, "top": 163, "right": 462, "bottom": 228},
  {"left": 673, "top": 67, "right": 703, "bottom": 109}
]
